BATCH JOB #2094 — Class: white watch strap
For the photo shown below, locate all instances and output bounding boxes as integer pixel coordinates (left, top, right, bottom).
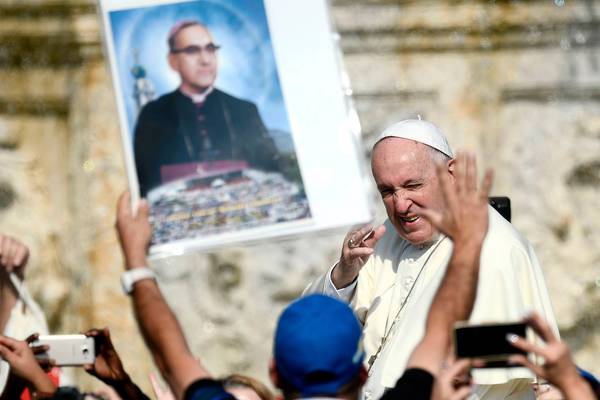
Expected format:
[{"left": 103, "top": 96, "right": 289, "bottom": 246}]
[{"left": 121, "top": 267, "right": 156, "bottom": 295}]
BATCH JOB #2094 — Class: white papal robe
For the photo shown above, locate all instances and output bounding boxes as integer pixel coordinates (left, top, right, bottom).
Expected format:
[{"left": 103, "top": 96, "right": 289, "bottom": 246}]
[{"left": 304, "top": 207, "right": 557, "bottom": 400}]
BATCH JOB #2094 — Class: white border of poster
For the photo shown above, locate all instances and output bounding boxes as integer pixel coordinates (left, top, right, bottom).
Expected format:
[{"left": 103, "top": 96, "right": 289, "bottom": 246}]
[{"left": 99, "top": 0, "right": 372, "bottom": 257}]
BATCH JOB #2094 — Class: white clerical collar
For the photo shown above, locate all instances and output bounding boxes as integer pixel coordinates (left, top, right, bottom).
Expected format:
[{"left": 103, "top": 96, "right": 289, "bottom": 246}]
[{"left": 179, "top": 86, "right": 214, "bottom": 104}]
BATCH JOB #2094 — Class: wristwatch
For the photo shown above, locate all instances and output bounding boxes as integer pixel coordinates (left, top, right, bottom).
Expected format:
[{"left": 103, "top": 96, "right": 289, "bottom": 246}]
[{"left": 121, "top": 267, "right": 156, "bottom": 295}]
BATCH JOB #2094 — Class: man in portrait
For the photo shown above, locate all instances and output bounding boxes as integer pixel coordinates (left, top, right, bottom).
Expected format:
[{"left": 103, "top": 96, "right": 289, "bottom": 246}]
[{"left": 134, "top": 20, "right": 286, "bottom": 197}]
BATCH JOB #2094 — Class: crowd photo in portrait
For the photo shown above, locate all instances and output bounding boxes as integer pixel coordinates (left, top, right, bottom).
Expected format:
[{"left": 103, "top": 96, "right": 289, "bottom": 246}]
[{"left": 105, "top": 0, "right": 312, "bottom": 250}]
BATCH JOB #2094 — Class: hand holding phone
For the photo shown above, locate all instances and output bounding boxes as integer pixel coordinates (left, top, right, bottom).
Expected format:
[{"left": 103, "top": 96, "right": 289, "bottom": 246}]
[
  {"left": 454, "top": 321, "right": 527, "bottom": 368},
  {"left": 32, "top": 334, "right": 96, "bottom": 366}
]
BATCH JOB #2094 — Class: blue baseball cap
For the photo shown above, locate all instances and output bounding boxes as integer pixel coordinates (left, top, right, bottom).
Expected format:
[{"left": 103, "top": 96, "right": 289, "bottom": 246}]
[{"left": 274, "top": 294, "right": 364, "bottom": 397}]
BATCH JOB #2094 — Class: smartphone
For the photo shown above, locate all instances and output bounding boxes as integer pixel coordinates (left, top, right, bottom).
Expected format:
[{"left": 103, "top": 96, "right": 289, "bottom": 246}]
[
  {"left": 32, "top": 334, "right": 96, "bottom": 366},
  {"left": 488, "top": 197, "right": 511, "bottom": 222},
  {"left": 454, "top": 321, "right": 526, "bottom": 368}
]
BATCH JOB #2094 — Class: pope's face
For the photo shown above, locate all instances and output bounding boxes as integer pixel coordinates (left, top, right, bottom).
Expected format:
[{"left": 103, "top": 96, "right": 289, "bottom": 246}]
[
  {"left": 371, "top": 138, "right": 452, "bottom": 246},
  {"left": 168, "top": 25, "right": 218, "bottom": 94}
]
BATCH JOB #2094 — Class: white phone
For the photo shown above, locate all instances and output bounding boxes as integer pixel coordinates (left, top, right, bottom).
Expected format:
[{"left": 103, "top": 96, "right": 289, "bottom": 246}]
[{"left": 32, "top": 334, "right": 96, "bottom": 366}]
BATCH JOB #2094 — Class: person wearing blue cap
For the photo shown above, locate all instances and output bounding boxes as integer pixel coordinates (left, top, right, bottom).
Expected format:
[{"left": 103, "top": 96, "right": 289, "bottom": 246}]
[
  {"left": 305, "top": 118, "right": 559, "bottom": 399},
  {"left": 271, "top": 294, "right": 366, "bottom": 399}
]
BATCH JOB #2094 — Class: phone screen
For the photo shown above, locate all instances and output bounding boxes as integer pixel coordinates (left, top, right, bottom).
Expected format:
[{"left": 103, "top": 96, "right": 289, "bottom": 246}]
[{"left": 454, "top": 322, "right": 526, "bottom": 366}]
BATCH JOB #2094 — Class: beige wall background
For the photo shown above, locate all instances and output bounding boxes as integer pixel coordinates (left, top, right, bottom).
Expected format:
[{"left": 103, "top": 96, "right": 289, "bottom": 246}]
[{"left": 0, "top": 0, "right": 599, "bottom": 396}]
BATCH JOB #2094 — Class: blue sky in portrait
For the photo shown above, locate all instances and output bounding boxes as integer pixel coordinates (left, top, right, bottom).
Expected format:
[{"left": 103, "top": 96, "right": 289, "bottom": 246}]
[{"left": 110, "top": 0, "right": 291, "bottom": 139}]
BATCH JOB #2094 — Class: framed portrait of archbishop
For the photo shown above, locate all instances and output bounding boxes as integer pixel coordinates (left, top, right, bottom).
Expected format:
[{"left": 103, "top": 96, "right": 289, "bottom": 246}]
[{"left": 99, "top": 0, "right": 372, "bottom": 256}]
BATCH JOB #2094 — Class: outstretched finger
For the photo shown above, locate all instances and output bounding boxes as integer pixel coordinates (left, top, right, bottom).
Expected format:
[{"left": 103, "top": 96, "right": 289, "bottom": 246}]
[
  {"left": 465, "top": 152, "right": 477, "bottom": 192},
  {"left": 525, "top": 312, "right": 559, "bottom": 345},
  {"left": 479, "top": 169, "right": 494, "bottom": 200},
  {"left": 102, "top": 327, "right": 111, "bottom": 340},
  {"left": 506, "top": 334, "right": 545, "bottom": 358},
  {"left": 138, "top": 198, "right": 150, "bottom": 220},
  {"left": 84, "top": 329, "right": 101, "bottom": 338},
  {"left": 117, "top": 191, "right": 132, "bottom": 220},
  {"left": 0, "top": 335, "right": 19, "bottom": 351},
  {"left": 436, "top": 162, "right": 459, "bottom": 212},
  {"left": 454, "top": 151, "right": 468, "bottom": 193}
]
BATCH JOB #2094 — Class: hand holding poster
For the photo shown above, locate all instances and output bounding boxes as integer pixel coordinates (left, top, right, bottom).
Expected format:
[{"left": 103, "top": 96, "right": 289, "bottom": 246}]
[{"left": 100, "top": 0, "right": 372, "bottom": 256}]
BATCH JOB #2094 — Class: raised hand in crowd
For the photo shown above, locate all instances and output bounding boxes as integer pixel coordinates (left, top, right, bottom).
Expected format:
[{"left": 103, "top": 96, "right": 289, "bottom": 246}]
[
  {"left": 0, "top": 334, "right": 55, "bottom": 399},
  {"left": 431, "top": 359, "right": 476, "bottom": 400},
  {"left": 116, "top": 191, "right": 211, "bottom": 399},
  {"left": 0, "top": 234, "right": 30, "bottom": 280},
  {"left": 417, "top": 150, "right": 493, "bottom": 245},
  {"left": 406, "top": 151, "right": 492, "bottom": 372},
  {"left": 84, "top": 327, "right": 150, "bottom": 400},
  {"left": 380, "top": 151, "right": 493, "bottom": 400},
  {"left": 115, "top": 196, "right": 152, "bottom": 269},
  {"left": 507, "top": 312, "right": 596, "bottom": 400},
  {"left": 332, "top": 224, "right": 386, "bottom": 288}
]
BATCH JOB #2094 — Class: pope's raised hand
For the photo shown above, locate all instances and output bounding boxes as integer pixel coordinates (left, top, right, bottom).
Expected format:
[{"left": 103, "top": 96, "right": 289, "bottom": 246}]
[{"left": 331, "top": 224, "right": 386, "bottom": 288}]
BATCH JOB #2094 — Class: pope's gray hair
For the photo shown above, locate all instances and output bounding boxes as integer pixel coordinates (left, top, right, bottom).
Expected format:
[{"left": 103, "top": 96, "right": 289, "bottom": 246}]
[{"left": 427, "top": 146, "right": 451, "bottom": 166}]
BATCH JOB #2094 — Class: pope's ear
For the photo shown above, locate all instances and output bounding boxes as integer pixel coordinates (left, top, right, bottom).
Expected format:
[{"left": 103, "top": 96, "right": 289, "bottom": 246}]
[{"left": 447, "top": 158, "right": 456, "bottom": 178}]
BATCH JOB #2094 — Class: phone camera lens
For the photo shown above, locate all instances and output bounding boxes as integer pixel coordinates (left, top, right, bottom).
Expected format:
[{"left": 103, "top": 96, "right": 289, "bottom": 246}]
[{"left": 82, "top": 345, "right": 89, "bottom": 354}]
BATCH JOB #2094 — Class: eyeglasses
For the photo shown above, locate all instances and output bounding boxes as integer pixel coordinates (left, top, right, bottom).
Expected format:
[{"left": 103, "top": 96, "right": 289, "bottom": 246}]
[{"left": 170, "top": 43, "right": 220, "bottom": 56}]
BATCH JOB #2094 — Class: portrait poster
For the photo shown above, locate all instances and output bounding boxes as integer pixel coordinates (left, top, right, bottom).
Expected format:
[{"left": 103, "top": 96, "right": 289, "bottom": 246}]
[{"left": 99, "top": 0, "right": 372, "bottom": 256}]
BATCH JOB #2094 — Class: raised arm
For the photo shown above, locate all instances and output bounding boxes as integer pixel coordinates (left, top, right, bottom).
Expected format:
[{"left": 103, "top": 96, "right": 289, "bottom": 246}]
[
  {"left": 116, "top": 192, "right": 210, "bottom": 399},
  {"left": 407, "top": 151, "right": 493, "bottom": 373},
  {"left": 84, "top": 327, "right": 150, "bottom": 400}
]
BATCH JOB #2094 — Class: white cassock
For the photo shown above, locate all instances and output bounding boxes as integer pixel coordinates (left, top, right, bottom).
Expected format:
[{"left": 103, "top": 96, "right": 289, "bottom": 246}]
[{"left": 304, "top": 207, "right": 558, "bottom": 400}]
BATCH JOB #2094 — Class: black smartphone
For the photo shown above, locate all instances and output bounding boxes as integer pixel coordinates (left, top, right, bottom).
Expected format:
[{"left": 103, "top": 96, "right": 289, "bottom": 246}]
[
  {"left": 488, "top": 197, "right": 511, "bottom": 222},
  {"left": 454, "top": 321, "right": 526, "bottom": 368}
]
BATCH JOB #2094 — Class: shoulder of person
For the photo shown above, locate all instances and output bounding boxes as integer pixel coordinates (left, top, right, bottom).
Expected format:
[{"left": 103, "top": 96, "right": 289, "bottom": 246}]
[
  {"left": 138, "top": 90, "right": 181, "bottom": 117},
  {"left": 214, "top": 89, "right": 259, "bottom": 110},
  {"left": 480, "top": 205, "right": 537, "bottom": 270}
]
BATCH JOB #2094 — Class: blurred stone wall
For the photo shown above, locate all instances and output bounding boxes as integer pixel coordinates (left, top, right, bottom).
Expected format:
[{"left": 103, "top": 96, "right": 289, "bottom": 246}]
[{"left": 0, "top": 0, "right": 598, "bottom": 396}]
